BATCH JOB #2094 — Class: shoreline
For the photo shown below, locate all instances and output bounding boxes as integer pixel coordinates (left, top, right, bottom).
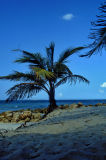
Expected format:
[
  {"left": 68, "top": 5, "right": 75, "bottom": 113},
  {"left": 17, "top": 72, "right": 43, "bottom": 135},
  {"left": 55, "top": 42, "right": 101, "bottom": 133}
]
[{"left": 0, "top": 102, "right": 106, "bottom": 124}]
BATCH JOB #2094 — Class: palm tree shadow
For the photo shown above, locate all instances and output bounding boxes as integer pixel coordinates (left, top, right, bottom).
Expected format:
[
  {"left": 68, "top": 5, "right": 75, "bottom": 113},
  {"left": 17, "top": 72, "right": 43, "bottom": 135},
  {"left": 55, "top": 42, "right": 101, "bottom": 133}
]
[{"left": 0, "top": 122, "right": 105, "bottom": 160}]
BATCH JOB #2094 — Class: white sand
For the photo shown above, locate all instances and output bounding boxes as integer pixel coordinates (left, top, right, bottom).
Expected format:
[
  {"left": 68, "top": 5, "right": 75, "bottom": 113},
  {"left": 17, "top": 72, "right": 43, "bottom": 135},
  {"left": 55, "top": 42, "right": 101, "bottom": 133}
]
[{"left": 0, "top": 106, "right": 106, "bottom": 160}]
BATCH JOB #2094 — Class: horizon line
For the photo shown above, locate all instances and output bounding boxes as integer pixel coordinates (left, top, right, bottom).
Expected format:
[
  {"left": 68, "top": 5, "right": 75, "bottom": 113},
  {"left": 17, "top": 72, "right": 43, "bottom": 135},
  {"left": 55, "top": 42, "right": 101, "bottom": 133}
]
[{"left": 0, "top": 99, "right": 106, "bottom": 101}]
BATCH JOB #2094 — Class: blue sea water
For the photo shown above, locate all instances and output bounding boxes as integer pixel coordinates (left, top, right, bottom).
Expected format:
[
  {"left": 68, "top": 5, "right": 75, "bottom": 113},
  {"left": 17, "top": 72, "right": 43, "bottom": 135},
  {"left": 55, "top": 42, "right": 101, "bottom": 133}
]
[{"left": 0, "top": 99, "right": 106, "bottom": 113}]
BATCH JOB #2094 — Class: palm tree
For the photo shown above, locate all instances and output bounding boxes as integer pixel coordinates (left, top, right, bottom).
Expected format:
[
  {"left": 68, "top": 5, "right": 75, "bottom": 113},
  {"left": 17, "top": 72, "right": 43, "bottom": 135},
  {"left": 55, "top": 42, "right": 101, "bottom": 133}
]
[
  {"left": 0, "top": 43, "right": 89, "bottom": 113},
  {"left": 80, "top": 1, "right": 106, "bottom": 57}
]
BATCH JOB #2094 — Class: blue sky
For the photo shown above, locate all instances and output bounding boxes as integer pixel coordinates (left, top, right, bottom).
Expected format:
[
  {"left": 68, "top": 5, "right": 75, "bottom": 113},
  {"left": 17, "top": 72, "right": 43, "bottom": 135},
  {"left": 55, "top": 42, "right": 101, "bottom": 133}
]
[{"left": 0, "top": 0, "right": 106, "bottom": 100}]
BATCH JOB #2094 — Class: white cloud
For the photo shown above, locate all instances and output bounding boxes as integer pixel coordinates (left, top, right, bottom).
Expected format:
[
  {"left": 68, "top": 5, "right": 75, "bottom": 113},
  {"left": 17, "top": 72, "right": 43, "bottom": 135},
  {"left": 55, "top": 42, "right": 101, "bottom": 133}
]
[
  {"left": 99, "top": 89, "right": 104, "bottom": 93},
  {"left": 100, "top": 82, "right": 106, "bottom": 88},
  {"left": 58, "top": 92, "right": 63, "bottom": 97},
  {"left": 62, "top": 13, "right": 74, "bottom": 21}
]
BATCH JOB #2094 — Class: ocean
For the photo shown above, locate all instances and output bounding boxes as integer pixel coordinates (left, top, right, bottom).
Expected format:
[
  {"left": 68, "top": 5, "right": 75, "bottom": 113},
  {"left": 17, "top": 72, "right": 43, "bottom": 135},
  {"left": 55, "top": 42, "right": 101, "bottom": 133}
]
[{"left": 0, "top": 99, "right": 106, "bottom": 113}]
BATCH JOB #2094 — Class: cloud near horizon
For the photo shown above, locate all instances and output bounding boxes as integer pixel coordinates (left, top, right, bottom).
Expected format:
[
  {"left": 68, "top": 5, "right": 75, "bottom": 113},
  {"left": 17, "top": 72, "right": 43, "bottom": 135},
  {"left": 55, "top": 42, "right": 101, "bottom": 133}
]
[
  {"left": 99, "top": 89, "right": 104, "bottom": 93},
  {"left": 62, "top": 13, "right": 74, "bottom": 21},
  {"left": 58, "top": 92, "right": 63, "bottom": 97},
  {"left": 100, "top": 82, "right": 106, "bottom": 88}
]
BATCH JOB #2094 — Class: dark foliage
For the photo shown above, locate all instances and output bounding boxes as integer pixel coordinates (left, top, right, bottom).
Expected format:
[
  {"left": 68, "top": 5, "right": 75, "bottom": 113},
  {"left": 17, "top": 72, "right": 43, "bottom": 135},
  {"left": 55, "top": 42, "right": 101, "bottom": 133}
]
[{"left": 80, "top": 1, "right": 106, "bottom": 57}]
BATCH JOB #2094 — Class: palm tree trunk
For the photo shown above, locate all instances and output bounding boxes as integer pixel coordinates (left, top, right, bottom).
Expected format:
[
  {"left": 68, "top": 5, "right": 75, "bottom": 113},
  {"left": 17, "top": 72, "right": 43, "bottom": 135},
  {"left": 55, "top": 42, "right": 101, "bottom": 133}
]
[{"left": 48, "top": 82, "right": 57, "bottom": 113}]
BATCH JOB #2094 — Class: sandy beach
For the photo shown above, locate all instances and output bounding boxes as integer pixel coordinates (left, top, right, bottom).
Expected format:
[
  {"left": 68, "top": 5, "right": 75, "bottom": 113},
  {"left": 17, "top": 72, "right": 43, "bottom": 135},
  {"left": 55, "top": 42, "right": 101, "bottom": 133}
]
[{"left": 0, "top": 106, "right": 106, "bottom": 160}]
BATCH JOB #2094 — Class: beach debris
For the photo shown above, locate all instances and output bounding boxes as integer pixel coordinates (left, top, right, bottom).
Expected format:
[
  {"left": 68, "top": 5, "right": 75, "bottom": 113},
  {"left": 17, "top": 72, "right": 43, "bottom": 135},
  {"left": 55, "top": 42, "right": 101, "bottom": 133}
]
[
  {"left": 95, "top": 103, "right": 106, "bottom": 106},
  {"left": 19, "top": 111, "right": 32, "bottom": 120},
  {"left": 0, "top": 129, "right": 8, "bottom": 138},
  {"left": 77, "top": 102, "right": 83, "bottom": 107},
  {"left": 69, "top": 103, "right": 78, "bottom": 109},
  {"left": 16, "top": 122, "right": 27, "bottom": 130}
]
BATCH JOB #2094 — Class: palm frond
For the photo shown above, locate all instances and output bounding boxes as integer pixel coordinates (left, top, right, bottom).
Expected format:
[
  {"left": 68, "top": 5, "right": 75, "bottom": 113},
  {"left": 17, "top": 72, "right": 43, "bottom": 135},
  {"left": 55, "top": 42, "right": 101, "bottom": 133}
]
[
  {"left": 32, "top": 67, "right": 55, "bottom": 80},
  {"left": 80, "top": 2, "right": 106, "bottom": 57},
  {"left": 46, "top": 42, "right": 55, "bottom": 57},
  {"left": 58, "top": 47, "right": 85, "bottom": 63},
  {"left": 53, "top": 62, "right": 72, "bottom": 78},
  {"left": 13, "top": 49, "right": 39, "bottom": 59},
  {"left": 6, "top": 83, "right": 42, "bottom": 101},
  {"left": 0, "top": 71, "right": 38, "bottom": 82},
  {"left": 55, "top": 74, "right": 89, "bottom": 88},
  {"left": 55, "top": 77, "right": 69, "bottom": 88},
  {"left": 15, "top": 56, "right": 35, "bottom": 63},
  {"left": 72, "top": 74, "right": 89, "bottom": 84},
  {"left": 80, "top": 29, "right": 106, "bottom": 57},
  {"left": 14, "top": 50, "right": 45, "bottom": 69},
  {"left": 46, "top": 42, "right": 55, "bottom": 71}
]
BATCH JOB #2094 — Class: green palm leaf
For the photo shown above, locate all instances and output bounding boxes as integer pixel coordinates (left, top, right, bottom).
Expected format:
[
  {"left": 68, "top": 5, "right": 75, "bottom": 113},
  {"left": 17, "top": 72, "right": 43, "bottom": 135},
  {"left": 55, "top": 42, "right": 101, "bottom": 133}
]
[{"left": 32, "top": 67, "right": 55, "bottom": 80}]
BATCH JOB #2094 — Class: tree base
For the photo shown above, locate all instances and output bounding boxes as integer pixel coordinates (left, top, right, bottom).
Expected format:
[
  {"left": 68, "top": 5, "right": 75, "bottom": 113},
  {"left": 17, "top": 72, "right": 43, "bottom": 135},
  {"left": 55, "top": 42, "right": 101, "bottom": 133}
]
[
  {"left": 47, "top": 104, "right": 57, "bottom": 113},
  {"left": 41, "top": 105, "right": 58, "bottom": 119}
]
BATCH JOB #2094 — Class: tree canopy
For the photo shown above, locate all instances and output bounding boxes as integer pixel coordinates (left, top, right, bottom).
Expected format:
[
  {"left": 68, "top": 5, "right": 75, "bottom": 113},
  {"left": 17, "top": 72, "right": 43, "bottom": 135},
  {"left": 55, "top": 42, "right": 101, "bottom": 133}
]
[{"left": 0, "top": 43, "right": 89, "bottom": 111}]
